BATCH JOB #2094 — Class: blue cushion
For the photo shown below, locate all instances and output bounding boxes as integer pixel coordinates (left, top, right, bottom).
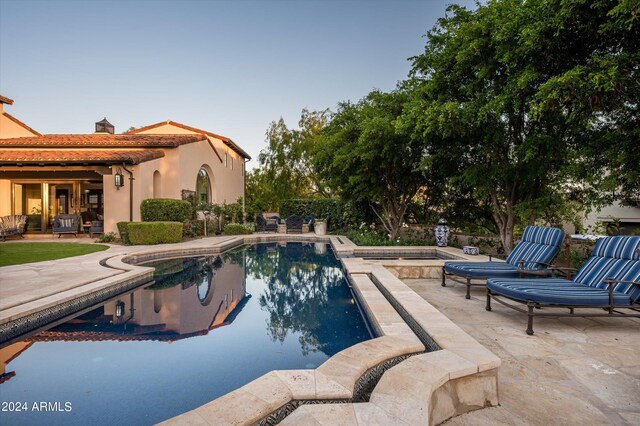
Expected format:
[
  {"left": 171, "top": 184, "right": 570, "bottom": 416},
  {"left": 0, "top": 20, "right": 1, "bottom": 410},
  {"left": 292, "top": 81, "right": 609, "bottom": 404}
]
[
  {"left": 487, "top": 236, "right": 640, "bottom": 306},
  {"left": 506, "top": 226, "right": 565, "bottom": 269},
  {"left": 444, "top": 261, "right": 520, "bottom": 278},
  {"left": 573, "top": 236, "right": 640, "bottom": 301},
  {"left": 487, "top": 278, "right": 633, "bottom": 305}
]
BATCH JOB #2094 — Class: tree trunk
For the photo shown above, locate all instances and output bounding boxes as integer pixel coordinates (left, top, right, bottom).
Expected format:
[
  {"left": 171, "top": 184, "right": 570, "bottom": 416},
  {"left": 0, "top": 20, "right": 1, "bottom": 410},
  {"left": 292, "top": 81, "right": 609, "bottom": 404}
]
[
  {"left": 490, "top": 190, "right": 516, "bottom": 254},
  {"left": 370, "top": 199, "right": 408, "bottom": 241}
]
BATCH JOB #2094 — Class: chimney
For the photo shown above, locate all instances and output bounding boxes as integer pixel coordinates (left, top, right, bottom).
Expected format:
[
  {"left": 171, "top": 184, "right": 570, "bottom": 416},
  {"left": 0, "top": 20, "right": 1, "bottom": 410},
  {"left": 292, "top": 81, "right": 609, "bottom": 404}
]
[{"left": 95, "top": 117, "right": 115, "bottom": 134}]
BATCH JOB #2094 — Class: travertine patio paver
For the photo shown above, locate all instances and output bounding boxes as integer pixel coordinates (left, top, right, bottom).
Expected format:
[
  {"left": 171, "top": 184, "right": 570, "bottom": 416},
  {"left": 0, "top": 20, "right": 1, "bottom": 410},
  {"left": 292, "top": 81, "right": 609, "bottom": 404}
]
[{"left": 404, "top": 278, "right": 640, "bottom": 426}]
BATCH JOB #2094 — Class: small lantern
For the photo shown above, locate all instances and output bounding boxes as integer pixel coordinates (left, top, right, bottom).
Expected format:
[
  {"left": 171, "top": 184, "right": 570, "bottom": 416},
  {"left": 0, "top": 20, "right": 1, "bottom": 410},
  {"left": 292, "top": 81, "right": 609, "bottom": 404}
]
[
  {"left": 114, "top": 168, "right": 124, "bottom": 189},
  {"left": 115, "top": 300, "right": 125, "bottom": 318}
]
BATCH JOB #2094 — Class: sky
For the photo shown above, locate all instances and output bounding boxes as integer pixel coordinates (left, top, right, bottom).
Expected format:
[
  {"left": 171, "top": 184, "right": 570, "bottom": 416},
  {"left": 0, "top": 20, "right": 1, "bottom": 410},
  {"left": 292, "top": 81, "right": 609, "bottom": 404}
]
[{"left": 0, "top": 0, "right": 476, "bottom": 168}]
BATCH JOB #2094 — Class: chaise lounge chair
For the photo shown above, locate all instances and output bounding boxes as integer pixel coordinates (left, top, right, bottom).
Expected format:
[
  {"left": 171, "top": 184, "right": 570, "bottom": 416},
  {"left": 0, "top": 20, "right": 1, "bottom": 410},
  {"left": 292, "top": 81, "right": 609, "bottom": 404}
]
[
  {"left": 486, "top": 236, "right": 640, "bottom": 335},
  {"left": 442, "top": 226, "right": 565, "bottom": 299}
]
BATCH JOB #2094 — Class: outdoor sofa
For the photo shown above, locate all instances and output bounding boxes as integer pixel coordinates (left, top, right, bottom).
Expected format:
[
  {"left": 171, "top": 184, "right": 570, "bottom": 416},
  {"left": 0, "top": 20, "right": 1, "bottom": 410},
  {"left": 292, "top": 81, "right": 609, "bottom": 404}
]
[
  {"left": 442, "top": 226, "right": 565, "bottom": 299},
  {"left": 52, "top": 214, "right": 80, "bottom": 238},
  {"left": 0, "top": 215, "right": 27, "bottom": 241},
  {"left": 486, "top": 236, "right": 640, "bottom": 335}
]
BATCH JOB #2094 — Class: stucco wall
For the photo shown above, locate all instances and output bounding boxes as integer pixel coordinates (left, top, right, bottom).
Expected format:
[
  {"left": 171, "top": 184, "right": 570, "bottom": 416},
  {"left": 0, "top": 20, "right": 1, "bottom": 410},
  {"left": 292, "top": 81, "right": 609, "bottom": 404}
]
[
  {"left": 134, "top": 123, "right": 246, "bottom": 204},
  {"left": 583, "top": 201, "right": 640, "bottom": 232},
  {"left": 0, "top": 179, "right": 11, "bottom": 216},
  {"left": 0, "top": 112, "right": 39, "bottom": 139}
]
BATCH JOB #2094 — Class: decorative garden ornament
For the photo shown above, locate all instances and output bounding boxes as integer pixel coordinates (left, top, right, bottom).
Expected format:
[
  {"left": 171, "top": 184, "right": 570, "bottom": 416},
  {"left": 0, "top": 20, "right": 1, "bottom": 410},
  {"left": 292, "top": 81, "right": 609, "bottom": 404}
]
[{"left": 435, "top": 218, "right": 450, "bottom": 247}]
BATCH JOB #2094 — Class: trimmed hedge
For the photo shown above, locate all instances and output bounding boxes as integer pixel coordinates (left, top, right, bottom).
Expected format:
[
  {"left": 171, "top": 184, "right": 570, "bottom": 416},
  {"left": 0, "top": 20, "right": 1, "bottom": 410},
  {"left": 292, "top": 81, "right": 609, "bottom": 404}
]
[
  {"left": 141, "top": 198, "right": 194, "bottom": 222},
  {"left": 117, "top": 221, "right": 132, "bottom": 245},
  {"left": 223, "top": 223, "right": 253, "bottom": 235},
  {"left": 127, "top": 222, "right": 183, "bottom": 245},
  {"left": 279, "top": 199, "right": 343, "bottom": 227}
]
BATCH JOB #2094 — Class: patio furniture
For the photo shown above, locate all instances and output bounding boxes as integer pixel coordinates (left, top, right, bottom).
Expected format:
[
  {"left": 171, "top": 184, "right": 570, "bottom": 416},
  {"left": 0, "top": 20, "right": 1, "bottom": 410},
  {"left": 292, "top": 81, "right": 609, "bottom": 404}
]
[
  {"left": 304, "top": 215, "right": 315, "bottom": 232},
  {"left": 285, "top": 215, "right": 303, "bottom": 233},
  {"left": 0, "top": 215, "right": 27, "bottom": 241},
  {"left": 255, "top": 215, "right": 278, "bottom": 233},
  {"left": 89, "top": 220, "right": 104, "bottom": 238},
  {"left": 442, "top": 226, "right": 565, "bottom": 299},
  {"left": 486, "top": 236, "right": 640, "bottom": 335},
  {"left": 52, "top": 214, "right": 80, "bottom": 238}
]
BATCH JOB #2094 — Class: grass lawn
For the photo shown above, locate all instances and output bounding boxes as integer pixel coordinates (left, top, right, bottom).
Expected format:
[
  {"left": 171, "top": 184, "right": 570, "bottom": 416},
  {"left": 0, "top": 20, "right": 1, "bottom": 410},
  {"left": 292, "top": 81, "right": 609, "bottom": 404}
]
[{"left": 0, "top": 242, "right": 110, "bottom": 267}]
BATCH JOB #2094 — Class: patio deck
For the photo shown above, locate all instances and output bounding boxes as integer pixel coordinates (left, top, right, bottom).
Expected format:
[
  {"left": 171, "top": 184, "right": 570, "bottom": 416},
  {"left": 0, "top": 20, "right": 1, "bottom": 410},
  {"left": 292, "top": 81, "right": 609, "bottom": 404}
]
[{"left": 405, "top": 278, "right": 640, "bottom": 425}]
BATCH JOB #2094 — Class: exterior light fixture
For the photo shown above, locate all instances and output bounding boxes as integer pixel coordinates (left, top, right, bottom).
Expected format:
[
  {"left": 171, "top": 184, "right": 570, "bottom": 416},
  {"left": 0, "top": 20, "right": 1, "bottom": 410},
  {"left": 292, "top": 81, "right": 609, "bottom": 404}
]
[
  {"left": 115, "top": 300, "right": 125, "bottom": 318},
  {"left": 114, "top": 168, "right": 124, "bottom": 189}
]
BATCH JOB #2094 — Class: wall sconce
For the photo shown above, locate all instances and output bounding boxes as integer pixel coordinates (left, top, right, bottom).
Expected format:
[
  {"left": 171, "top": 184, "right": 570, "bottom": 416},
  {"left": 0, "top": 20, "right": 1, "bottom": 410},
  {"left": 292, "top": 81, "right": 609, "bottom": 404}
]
[
  {"left": 115, "top": 300, "right": 125, "bottom": 318},
  {"left": 114, "top": 168, "right": 124, "bottom": 190}
]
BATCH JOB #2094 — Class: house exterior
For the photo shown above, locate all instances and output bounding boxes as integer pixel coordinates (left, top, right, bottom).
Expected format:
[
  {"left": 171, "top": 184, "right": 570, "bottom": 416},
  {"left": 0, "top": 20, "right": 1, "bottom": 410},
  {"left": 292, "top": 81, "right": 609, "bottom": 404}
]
[{"left": 0, "top": 95, "right": 250, "bottom": 235}]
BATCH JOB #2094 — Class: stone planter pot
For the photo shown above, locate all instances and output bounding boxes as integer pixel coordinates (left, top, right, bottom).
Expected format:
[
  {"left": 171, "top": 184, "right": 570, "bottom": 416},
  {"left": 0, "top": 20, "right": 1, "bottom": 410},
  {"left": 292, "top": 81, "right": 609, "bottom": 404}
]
[{"left": 314, "top": 221, "right": 327, "bottom": 235}]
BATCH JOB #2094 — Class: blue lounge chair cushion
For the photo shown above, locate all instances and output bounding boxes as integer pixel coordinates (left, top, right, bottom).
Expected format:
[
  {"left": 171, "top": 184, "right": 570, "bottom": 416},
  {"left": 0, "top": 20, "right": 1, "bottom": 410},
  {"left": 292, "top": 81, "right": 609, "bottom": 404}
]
[
  {"left": 487, "top": 278, "right": 633, "bottom": 306},
  {"left": 505, "top": 226, "right": 565, "bottom": 270},
  {"left": 487, "top": 236, "right": 640, "bottom": 306},
  {"left": 444, "top": 261, "right": 520, "bottom": 278},
  {"left": 572, "top": 236, "right": 640, "bottom": 301},
  {"left": 444, "top": 225, "right": 565, "bottom": 278}
]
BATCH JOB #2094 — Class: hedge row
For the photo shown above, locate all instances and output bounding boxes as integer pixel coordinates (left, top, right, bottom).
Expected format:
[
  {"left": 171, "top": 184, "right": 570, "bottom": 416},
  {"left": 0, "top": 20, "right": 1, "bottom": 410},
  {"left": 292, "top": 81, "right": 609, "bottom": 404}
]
[
  {"left": 117, "top": 221, "right": 132, "bottom": 245},
  {"left": 127, "top": 222, "right": 183, "bottom": 245},
  {"left": 141, "top": 198, "right": 194, "bottom": 222},
  {"left": 223, "top": 223, "right": 254, "bottom": 235}
]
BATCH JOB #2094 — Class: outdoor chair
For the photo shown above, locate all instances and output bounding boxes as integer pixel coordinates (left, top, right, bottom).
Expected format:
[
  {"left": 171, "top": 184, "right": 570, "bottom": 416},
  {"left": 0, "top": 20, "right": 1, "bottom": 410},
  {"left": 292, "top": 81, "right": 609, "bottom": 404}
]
[
  {"left": 0, "top": 215, "right": 27, "bottom": 241},
  {"left": 304, "top": 215, "right": 315, "bottom": 232},
  {"left": 442, "top": 226, "right": 565, "bottom": 299},
  {"left": 486, "top": 236, "right": 640, "bottom": 335},
  {"left": 52, "top": 214, "right": 80, "bottom": 238},
  {"left": 89, "top": 220, "right": 104, "bottom": 238},
  {"left": 256, "top": 215, "right": 277, "bottom": 232},
  {"left": 285, "top": 215, "right": 303, "bottom": 233}
]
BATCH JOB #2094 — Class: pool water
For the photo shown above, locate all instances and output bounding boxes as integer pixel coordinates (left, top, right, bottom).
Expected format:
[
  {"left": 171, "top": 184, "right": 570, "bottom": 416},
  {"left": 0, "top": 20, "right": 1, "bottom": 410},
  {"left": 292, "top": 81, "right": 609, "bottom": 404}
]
[{"left": 0, "top": 242, "right": 372, "bottom": 425}]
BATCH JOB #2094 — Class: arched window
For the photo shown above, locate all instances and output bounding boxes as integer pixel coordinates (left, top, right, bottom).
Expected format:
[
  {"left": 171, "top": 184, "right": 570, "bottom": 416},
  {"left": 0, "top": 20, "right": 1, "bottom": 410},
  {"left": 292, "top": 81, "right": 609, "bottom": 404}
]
[
  {"left": 196, "top": 168, "right": 211, "bottom": 203},
  {"left": 153, "top": 171, "right": 162, "bottom": 198}
]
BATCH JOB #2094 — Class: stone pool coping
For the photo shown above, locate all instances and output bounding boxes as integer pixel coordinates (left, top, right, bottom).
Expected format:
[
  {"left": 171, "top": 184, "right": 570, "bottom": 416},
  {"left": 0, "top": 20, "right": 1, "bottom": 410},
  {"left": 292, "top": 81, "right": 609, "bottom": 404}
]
[{"left": 0, "top": 235, "right": 500, "bottom": 425}]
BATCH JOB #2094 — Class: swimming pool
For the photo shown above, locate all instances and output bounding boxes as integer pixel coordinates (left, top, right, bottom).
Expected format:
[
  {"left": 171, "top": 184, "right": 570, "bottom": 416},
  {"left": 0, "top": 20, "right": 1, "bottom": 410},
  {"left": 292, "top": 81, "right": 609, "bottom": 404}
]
[{"left": 0, "top": 242, "right": 372, "bottom": 425}]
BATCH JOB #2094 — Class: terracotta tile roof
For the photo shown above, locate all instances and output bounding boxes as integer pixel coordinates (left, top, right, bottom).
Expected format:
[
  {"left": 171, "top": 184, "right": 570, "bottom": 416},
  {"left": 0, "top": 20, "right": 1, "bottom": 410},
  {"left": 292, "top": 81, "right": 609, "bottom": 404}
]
[
  {"left": 2, "top": 112, "right": 42, "bottom": 136},
  {"left": 0, "top": 149, "right": 165, "bottom": 165},
  {"left": 126, "top": 120, "right": 251, "bottom": 159},
  {"left": 0, "top": 133, "right": 206, "bottom": 147},
  {"left": 0, "top": 95, "right": 14, "bottom": 105}
]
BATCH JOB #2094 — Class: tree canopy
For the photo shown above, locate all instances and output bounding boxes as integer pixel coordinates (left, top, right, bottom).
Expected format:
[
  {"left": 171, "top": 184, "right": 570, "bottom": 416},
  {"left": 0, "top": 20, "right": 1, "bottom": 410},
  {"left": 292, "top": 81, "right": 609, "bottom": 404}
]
[
  {"left": 315, "top": 90, "right": 428, "bottom": 240},
  {"left": 248, "top": 0, "right": 639, "bottom": 250},
  {"left": 403, "top": 0, "right": 639, "bottom": 251}
]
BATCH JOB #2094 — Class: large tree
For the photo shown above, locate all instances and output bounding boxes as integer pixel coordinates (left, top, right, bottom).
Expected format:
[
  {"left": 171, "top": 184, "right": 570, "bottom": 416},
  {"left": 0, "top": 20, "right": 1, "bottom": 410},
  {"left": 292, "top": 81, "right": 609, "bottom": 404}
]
[
  {"left": 315, "top": 90, "right": 428, "bottom": 240},
  {"left": 405, "top": 0, "right": 639, "bottom": 252}
]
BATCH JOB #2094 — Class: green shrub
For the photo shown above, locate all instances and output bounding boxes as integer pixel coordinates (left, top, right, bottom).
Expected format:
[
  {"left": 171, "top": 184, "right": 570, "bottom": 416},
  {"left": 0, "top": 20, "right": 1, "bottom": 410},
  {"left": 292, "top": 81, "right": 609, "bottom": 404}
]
[
  {"left": 345, "top": 229, "right": 435, "bottom": 246},
  {"left": 117, "top": 221, "right": 132, "bottom": 245},
  {"left": 127, "top": 222, "right": 183, "bottom": 245},
  {"left": 223, "top": 223, "right": 253, "bottom": 235},
  {"left": 183, "top": 219, "right": 204, "bottom": 238},
  {"left": 141, "top": 198, "right": 194, "bottom": 222},
  {"left": 96, "top": 232, "right": 117, "bottom": 243}
]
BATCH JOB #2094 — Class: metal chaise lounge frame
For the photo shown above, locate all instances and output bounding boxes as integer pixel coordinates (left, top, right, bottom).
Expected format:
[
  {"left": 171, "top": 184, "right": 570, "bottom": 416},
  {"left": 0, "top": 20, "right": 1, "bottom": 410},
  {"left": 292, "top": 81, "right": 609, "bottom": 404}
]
[
  {"left": 442, "top": 225, "right": 566, "bottom": 299},
  {"left": 485, "top": 236, "right": 640, "bottom": 335}
]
